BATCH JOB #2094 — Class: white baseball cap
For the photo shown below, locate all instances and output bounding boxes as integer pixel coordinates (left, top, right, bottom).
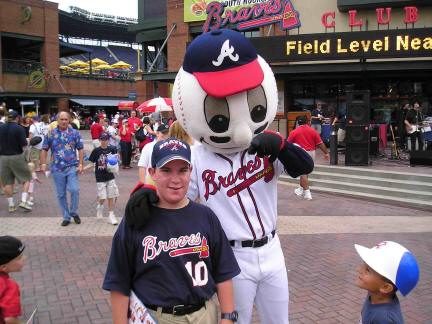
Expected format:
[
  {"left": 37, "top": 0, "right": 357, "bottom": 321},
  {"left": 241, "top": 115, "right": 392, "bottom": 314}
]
[{"left": 355, "top": 241, "right": 419, "bottom": 296}]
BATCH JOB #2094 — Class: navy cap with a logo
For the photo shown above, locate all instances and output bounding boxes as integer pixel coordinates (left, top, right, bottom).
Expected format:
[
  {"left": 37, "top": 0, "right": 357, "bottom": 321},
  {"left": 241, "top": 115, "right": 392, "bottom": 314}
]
[
  {"left": 151, "top": 137, "right": 191, "bottom": 168},
  {"left": 182, "top": 29, "right": 264, "bottom": 98},
  {"left": 0, "top": 236, "right": 25, "bottom": 266}
]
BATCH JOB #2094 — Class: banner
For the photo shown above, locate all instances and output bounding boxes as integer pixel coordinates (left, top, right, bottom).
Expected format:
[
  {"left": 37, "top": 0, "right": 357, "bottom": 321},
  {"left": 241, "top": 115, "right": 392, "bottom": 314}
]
[{"left": 184, "top": 0, "right": 272, "bottom": 23}]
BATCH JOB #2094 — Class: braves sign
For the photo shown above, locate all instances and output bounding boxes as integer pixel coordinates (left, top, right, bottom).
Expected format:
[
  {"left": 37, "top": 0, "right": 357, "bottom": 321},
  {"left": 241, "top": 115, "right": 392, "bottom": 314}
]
[{"left": 202, "top": 0, "right": 301, "bottom": 32}]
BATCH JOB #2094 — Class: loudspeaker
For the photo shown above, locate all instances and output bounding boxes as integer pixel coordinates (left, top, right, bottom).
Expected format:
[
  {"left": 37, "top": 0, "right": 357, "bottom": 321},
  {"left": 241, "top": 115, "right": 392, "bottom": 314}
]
[
  {"left": 346, "top": 143, "right": 370, "bottom": 166},
  {"left": 369, "top": 126, "right": 379, "bottom": 156},
  {"left": 345, "top": 125, "right": 370, "bottom": 166},
  {"left": 346, "top": 125, "right": 370, "bottom": 144},
  {"left": 410, "top": 150, "right": 432, "bottom": 166},
  {"left": 346, "top": 90, "right": 370, "bottom": 125}
]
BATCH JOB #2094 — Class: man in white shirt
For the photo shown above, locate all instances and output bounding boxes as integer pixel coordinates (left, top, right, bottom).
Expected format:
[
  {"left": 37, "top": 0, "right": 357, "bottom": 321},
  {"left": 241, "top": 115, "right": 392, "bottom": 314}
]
[{"left": 137, "top": 124, "right": 169, "bottom": 183}]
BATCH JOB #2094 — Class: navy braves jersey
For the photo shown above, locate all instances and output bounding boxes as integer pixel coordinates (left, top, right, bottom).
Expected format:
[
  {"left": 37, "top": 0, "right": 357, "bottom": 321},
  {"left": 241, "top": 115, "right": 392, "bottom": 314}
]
[
  {"left": 188, "top": 145, "right": 285, "bottom": 242},
  {"left": 103, "top": 200, "right": 240, "bottom": 306}
]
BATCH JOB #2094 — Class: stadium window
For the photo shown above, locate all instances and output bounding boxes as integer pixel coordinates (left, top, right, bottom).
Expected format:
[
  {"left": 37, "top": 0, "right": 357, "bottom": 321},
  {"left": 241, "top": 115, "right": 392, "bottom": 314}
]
[{"left": 243, "top": 29, "right": 260, "bottom": 38}]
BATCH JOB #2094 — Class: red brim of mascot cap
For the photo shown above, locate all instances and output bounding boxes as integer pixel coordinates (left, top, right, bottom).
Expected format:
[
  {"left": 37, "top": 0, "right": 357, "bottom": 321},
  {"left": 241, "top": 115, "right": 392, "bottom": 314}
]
[{"left": 182, "top": 29, "right": 264, "bottom": 98}]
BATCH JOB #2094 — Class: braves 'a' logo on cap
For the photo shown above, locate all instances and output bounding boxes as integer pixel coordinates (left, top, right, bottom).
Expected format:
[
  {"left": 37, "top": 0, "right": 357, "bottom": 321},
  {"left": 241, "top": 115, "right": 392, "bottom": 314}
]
[{"left": 212, "top": 39, "right": 239, "bottom": 67}]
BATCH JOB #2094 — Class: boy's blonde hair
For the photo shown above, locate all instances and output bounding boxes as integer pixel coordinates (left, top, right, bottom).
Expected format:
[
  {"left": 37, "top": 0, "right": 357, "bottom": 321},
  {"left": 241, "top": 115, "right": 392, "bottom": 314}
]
[{"left": 168, "top": 121, "right": 193, "bottom": 146}]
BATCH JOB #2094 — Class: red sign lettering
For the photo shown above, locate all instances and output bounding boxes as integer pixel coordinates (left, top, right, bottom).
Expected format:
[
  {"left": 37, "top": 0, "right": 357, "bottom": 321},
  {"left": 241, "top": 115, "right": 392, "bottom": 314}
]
[
  {"left": 404, "top": 6, "right": 418, "bottom": 23},
  {"left": 202, "top": 0, "right": 301, "bottom": 33},
  {"left": 322, "top": 11, "right": 335, "bottom": 28},
  {"left": 376, "top": 8, "right": 391, "bottom": 25},
  {"left": 348, "top": 10, "right": 363, "bottom": 27}
]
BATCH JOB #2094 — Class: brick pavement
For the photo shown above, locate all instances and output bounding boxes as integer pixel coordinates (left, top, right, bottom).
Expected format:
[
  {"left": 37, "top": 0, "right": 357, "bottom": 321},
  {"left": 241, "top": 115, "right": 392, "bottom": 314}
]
[{"left": 0, "top": 130, "right": 431, "bottom": 323}]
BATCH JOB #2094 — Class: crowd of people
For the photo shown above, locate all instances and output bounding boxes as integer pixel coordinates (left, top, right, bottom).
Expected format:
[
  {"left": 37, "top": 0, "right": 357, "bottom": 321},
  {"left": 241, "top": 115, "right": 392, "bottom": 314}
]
[{"left": 0, "top": 103, "right": 422, "bottom": 324}]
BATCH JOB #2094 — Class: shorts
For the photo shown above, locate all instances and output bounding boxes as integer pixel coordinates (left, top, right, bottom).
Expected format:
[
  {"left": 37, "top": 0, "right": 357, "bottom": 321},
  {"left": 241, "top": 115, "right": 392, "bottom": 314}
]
[
  {"left": 306, "top": 150, "right": 316, "bottom": 161},
  {"left": 147, "top": 299, "right": 217, "bottom": 324},
  {"left": 337, "top": 128, "right": 346, "bottom": 143},
  {"left": 30, "top": 147, "right": 41, "bottom": 162},
  {"left": 96, "top": 179, "right": 119, "bottom": 200},
  {"left": 0, "top": 154, "right": 32, "bottom": 185}
]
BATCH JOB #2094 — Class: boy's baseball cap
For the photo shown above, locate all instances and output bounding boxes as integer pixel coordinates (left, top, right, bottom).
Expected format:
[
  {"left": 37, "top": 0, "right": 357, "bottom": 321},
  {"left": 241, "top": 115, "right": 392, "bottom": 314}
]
[
  {"left": 151, "top": 137, "right": 191, "bottom": 168},
  {"left": 0, "top": 236, "right": 25, "bottom": 266},
  {"left": 99, "top": 132, "right": 110, "bottom": 140},
  {"left": 182, "top": 29, "right": 264, "bottom": 98},
  {"left": 355, "top": 241, "right": 420, "bottom": 296},
  {"left": 7, "top": 110, "right": 18, "bottom": 121},
  {"left": 157, "top": 124, "right": 169, "bottom": 133}
]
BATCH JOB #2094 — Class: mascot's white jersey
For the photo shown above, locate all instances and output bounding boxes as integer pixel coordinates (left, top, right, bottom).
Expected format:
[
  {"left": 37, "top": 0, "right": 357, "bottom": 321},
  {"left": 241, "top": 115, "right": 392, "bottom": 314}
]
[{"left": 188, "top": 144, "right": 284, "bottom": 241}]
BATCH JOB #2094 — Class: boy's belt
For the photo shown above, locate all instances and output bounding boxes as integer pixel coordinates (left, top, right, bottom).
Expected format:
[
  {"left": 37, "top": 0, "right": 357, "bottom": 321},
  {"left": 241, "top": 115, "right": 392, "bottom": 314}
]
[
  {"left": 146, "top": 302, "right": 205, "bottom": 316},
  {"left": 230, "top": 230, "right": 276, "bottom": 248}
]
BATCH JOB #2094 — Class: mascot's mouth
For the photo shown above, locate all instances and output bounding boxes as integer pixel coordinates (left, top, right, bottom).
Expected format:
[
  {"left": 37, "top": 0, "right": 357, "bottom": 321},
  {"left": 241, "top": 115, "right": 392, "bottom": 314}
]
[
  {"left": 201, "top": 137, "right": 243, "bottom": 150},
  {"left": 209, "top": 136, "right": 231, "bottom": 143}
]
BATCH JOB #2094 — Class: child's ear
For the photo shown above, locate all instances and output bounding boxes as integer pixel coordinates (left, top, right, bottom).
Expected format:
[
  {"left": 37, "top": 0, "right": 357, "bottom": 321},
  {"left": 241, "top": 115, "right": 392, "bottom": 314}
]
[
  {"left": 380, "top": 282, "right": 395, "bottom": 295},
  {"left": 0, "top": 264, "right": 7, "bottom": 272}
]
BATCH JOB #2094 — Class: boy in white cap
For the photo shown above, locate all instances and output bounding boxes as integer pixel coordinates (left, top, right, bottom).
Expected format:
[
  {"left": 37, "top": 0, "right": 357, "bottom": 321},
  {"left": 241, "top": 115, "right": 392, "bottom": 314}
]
[{"left": 355, "top": 241, "right": 420, "bottom": 324}]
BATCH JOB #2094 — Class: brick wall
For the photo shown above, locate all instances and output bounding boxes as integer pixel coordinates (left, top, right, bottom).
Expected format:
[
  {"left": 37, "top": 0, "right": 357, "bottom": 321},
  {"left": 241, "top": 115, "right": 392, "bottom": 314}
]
[
  {"left": 0, "top": 0, "right": 59, "bottom": 36},
  {"left": 167, "top": 0, "right": 189, "bottom": 71}
]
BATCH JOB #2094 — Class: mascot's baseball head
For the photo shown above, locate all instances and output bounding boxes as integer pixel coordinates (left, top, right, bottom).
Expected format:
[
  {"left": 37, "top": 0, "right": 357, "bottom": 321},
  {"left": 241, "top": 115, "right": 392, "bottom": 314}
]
[{"left": 173, "top": 29, "right": 278, "bottom": 154}]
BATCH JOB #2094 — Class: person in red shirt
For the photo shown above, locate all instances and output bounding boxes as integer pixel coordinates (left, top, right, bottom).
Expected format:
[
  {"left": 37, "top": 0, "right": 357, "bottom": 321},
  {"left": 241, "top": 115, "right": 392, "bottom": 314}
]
[
  {"left": 120, "top": 118, "right": 133, "bottom": 169},
  {"left": 288, "top": 116, "right": 329, "bottom": 200},
  {"left": 90, "top": 116, "right": 105, "bottom": 148},
  {"left": 127, "top": 110, "right": 143, "bottom": 131},
  {"left": 0, "top": 236, "right": 26, "bottom": 324}
]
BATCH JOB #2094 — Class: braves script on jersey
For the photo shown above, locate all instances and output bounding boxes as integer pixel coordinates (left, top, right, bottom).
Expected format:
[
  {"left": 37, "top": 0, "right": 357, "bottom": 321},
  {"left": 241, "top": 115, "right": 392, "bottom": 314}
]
[
  {"left": 103, "top": 201, "right": 240, "bottom": 307},
  {"left": 189, "top": 145, "right": 284, "bottom": 241}
]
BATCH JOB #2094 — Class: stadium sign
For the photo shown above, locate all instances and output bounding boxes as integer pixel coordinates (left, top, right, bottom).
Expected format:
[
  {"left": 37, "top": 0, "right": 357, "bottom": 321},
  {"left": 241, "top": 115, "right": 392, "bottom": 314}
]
[
  {"left": 251, "top": 28, "right": 432, "bottom": 62},
  {"left": 202, "top": 0, "right": 301, "bottom": 32},
  {"left": 184, "top": 0, "right": 301, "bottom": 33}
]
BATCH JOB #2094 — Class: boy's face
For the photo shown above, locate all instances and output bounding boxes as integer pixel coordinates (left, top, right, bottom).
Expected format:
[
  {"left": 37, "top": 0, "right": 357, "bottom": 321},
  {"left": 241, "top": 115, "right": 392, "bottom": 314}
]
[
  {"left": 149, "top": 159, "right": 191, "bottom": 208},
  {"left": 0, "top": 253, "right": 26, "bottom": 273},
  {"left": 356, "top": 262, "right": 391, "bottom": 294},
  {"left": 100, "top": 139, "right": 108, "bottom": 148}
]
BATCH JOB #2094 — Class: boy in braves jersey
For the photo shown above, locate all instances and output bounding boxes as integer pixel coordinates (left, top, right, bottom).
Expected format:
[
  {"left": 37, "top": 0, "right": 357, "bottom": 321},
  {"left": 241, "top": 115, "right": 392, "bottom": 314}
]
[{"left": 103, "top": 138, "right": 240, "bottom": 324}]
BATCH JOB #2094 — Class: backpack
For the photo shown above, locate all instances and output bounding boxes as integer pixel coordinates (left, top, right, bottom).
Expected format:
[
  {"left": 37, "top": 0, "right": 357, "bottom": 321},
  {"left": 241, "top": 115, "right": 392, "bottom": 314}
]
[{"left": 134, "top": 127, "right": 147, "bottom": 142}]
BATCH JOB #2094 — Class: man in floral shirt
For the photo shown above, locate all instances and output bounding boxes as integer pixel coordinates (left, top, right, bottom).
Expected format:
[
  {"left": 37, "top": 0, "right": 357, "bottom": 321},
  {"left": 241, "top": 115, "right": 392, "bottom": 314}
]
[{"left": 41, "top": 111, "right": 84, "bottom": 226}]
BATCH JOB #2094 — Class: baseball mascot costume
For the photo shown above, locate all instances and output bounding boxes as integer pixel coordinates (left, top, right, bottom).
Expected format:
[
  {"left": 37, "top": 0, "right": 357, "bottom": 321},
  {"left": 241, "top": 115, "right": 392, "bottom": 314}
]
[{"left": 126, "top": 29, "right": 314, "bottom": 324}]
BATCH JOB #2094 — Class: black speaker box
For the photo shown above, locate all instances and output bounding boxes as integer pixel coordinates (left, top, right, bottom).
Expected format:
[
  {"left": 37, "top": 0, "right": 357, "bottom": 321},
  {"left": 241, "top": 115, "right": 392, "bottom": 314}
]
[
  {"left": 369, "top": 126, "right": 379, "bottom": 156},
  {"left": 346, "top": 90, "right": 370, "bottom": 125},
  {"left": 346, "top": 143, "right": 370, "bottom": 166},
  {"left": 410, "top": 150, "right": 432, "bottom": 166},
  {"left": 346, "top": 125, "right": 370, "bottom": 144}
]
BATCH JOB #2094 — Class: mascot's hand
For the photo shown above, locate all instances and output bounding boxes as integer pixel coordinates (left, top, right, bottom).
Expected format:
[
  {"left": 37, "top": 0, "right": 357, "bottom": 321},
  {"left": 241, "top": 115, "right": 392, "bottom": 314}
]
[
  {"left": 248, "top": 130, "right": 285, "bottom": 163},
  {"left": 125, "top": 183, "right": 159, "bottom": 229}
]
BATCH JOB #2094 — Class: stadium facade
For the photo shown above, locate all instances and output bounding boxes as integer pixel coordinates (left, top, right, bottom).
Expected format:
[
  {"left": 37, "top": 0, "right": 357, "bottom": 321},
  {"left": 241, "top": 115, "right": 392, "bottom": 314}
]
[
  {"left": 0, "top": 0, "right": 168, "bottom": 115},
  {"left": 136, "top": 0, "right": 432, "bottom": 137}
]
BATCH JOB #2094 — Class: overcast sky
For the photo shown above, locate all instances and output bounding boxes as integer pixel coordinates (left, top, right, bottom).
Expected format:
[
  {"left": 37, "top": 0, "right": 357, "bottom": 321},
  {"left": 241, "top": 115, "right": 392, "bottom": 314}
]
[{"left": 51, "top": 0, "right": 138, "bottom": 18}]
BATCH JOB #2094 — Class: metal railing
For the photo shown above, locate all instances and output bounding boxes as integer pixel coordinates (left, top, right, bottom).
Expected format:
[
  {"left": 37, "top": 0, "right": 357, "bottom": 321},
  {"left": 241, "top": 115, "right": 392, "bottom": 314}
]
[{"left": 2, "top": 59, "right": 43, "bottom": 74}]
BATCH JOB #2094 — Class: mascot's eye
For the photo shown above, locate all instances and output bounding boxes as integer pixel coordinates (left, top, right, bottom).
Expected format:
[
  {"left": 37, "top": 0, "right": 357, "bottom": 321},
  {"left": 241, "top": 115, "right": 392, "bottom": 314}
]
[
  {"left": 204, "top": 96, "right": 230, "bottom": 133},
  {"left": 247, "top": 86, "right": 267, "bottom": 123}
]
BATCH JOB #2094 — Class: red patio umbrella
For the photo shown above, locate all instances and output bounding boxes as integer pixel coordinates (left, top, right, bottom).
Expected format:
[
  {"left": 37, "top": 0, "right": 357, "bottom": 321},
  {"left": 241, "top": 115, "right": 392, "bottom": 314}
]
[{"left": 137, "top": 97, "right": 173, "bottom": 113}]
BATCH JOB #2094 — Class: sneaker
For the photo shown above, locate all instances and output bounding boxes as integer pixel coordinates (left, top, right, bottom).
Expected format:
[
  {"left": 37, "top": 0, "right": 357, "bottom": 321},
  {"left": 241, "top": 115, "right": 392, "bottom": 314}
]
[
  {"left": 27, "top": 200, "right": 34, "bottom": 206},
  {"left": 8, "top": 205, "right": 17, "bottom": 212},
  {"left": 96, "top": 204, "right": 104, "bottom": 219},
  {"left": 294, "top": 187, "right": 304, "bottom": 197},
  {"left": 303, "top": 190, "right": 312, "bottom": 200},
  {"left": 61, "top": 219, "right": 70, "bottom": 227},
  {"left": 108, "top": 213, "right": 119, "bottom": 225},
  {"left": 18, "top": 201, "right": 32, "bottom": 211},
  {"left": 72, "top": 214, "right": 81, "bottom": 224}
]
